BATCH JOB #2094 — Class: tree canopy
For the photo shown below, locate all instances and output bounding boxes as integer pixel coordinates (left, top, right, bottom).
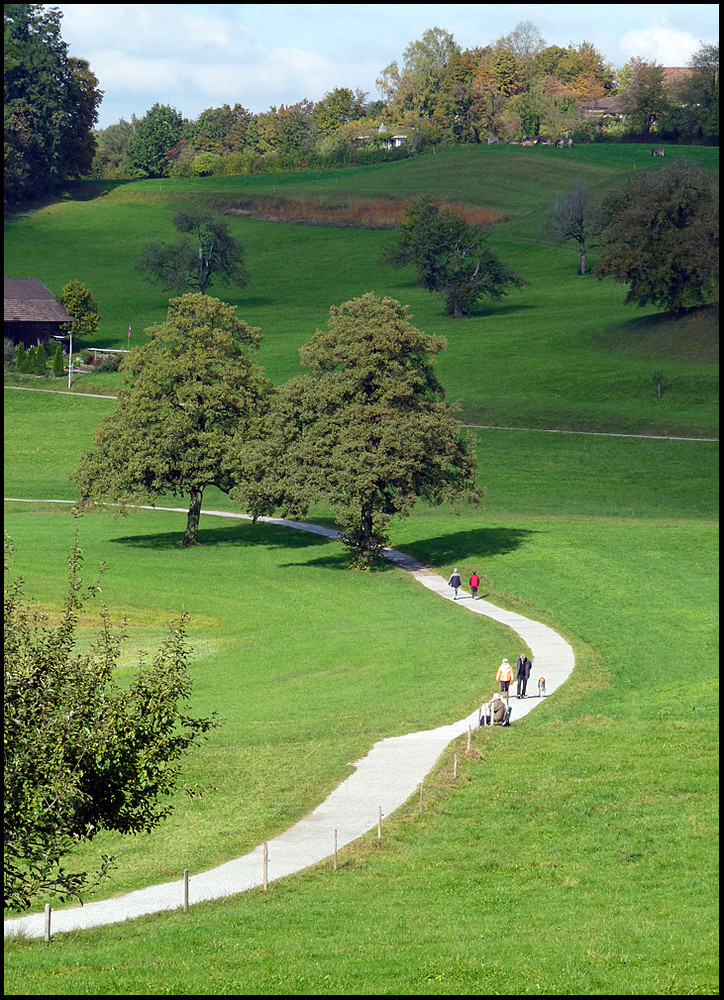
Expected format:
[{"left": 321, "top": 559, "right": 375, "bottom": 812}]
[
  {"left": 4, "top": 532, "right": 218, "bottom": 910},
  {"left": 385, "top": 195, "right": 524, "bottom": 317},
  {"left": 59, "top": 279, "right": 100, "bottom": 339},
  {"left": 595, "top": 161, "right": 719, "bottom": 314},
  {"left": 135, "top": 209, "right": 249, "bottom": 297},
  {"left": 4, "top": 4, "right": 103, "bottom": 204},
  {"left": 72, "top": 294, "right": 270, "bottom": 546},
  {"left": 123, "top": 102, "right": 184, "bottom": 178},
  {"left": 236, "top": 293, "right": 483, "bottom": 566}
]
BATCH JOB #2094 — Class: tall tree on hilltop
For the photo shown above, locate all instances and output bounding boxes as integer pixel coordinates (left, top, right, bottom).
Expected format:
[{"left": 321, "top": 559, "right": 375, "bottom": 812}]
[
  {"left": 377, "top": 27, "right": 460, "bottom": 117},
  {"left": 235, "top": 293, "right": 483, "bottom": 566},
  {"left": 124, "top": 103, "right": 185, "bottom": 178},
  {"left": 4, "top": 4, "right": 102, "bottom": 205}
]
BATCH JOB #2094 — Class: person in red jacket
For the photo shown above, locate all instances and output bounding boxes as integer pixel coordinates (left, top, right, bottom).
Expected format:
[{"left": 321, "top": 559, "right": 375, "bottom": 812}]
[{"left": 469, "top": 570, "right": 480, "bottom": 599}]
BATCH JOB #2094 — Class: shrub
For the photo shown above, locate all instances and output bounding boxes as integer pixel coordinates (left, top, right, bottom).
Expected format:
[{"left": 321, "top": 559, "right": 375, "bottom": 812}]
[
  {"left": 97, "top": 353, "right": 123, "bottom": 372},
  {"left": 5, "top": 337, "right": 16, "bottom": 371}
]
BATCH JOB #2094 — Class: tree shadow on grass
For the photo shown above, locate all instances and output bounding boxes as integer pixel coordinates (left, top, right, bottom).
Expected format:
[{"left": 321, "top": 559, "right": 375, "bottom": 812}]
[
  {"left": 110, "top": 518, "right": 538, "bottom": 575},
  {"left": 396, "top": 526, "right": 539, "bottom": 567},
  {"left": 281, "top": 525, "right": 539, "bottom": 573},
  {"left": 110, "top": 518, "right": 333, "bottom": 552}
]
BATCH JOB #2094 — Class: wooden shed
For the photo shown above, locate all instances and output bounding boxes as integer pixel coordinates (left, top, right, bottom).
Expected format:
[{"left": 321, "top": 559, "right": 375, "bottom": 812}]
[{"left": 4, "top": 278, "right": 75, "bottom": 348}]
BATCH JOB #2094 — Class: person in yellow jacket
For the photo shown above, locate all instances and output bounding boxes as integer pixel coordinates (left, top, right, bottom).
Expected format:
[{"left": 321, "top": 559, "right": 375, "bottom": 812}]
[{"left": 495, "top": 657, "right": 515, "bottom": 702}]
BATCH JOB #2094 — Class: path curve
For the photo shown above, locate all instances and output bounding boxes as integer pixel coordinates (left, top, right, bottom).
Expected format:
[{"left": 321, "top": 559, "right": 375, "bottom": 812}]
[{"left": 4, "top": 503, "right": 575, "bottom": 939}]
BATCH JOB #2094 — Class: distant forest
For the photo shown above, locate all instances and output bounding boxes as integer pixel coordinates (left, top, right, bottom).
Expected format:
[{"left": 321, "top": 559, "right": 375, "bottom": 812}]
[{"left": 4, "top": 8, "right": 719, "bottom": 204}]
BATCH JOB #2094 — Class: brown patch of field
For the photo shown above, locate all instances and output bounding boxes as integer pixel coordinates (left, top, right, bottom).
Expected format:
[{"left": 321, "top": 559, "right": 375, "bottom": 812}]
[{"left": 221, "top": 196, "right": 506, "bottom": 229}]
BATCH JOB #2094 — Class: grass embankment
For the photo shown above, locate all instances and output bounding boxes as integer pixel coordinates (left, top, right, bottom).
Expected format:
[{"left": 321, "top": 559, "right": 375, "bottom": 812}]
[
  {"left": 4, "top": 144, "right": 718, "bottom": 436},
  {"left": 3, "top": 143, "right": 719, "bottom": 993},
  {"left": 4, "top": 386, "right": 718, "bottom": 994}
]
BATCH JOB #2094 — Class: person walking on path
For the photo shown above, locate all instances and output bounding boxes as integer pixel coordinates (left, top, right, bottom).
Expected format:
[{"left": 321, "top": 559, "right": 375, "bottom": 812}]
[
  {"left": 469, "top": 571, "right": 480, "bottom": 600},
  {"left": 448, "top": 567, "right": 462, "bottom": 600},
  {"left": 496, "top": 657, "right": 515, "bottom": 703},
  {"left": 516, "top": 653, "right": 532, "bottom": 699}
]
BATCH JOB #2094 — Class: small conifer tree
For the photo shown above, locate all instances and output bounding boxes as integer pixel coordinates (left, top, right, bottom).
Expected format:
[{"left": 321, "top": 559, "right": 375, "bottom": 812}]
[
  {"left": 35, "top": 343, "right": 47, "bottom": 375},
  {"left": 16, "top": 342, "right": 28, "bottom": 373},
  {"left": 52, "top": 342, "right": 64, "bottom": 377}
]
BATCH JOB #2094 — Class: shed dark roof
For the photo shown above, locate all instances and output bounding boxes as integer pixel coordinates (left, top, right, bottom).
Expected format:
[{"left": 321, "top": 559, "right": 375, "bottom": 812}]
[{"left": 4, "top": 278, "right": 75, "bottom": 324}]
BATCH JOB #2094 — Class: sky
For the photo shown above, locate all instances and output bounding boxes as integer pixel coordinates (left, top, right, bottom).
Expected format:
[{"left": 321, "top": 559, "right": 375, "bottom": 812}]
[{"left": 50, "top": 4, "right": 720, "bottom": 129}]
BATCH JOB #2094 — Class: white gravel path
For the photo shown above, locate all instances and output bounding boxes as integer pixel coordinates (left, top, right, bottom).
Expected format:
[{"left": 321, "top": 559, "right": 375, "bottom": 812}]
[{"left": 4, "top": 506, "right": 574, "bottom": 939}]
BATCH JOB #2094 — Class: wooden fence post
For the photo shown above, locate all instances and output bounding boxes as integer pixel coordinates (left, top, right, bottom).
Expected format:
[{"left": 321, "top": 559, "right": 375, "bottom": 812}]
[
  {"left": 334, "top": 829, "right": 338, "bottom": 871},
  {"left": 419, "top": 782, "right": 424, "bottom": 811},
  {"left": 183, "top": 869, "right": 189, "bottom": 913},
  {"left": 263, "top": 842, "right": 269, "bottom": 892},
  {"left": 44, "top": 903, "right": 51, "bottom": 944},
  {"left": 378, "top": 807, "right": 382, "bottom": 839}
]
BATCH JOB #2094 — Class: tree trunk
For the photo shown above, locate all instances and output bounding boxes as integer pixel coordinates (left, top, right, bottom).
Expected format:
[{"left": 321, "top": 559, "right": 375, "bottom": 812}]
[
  {"left": 578, "top": 239, "right": 586, "bottom": 276},
  {"left": 182, "top": 487, "right": 204, "bottom": 546},
  {"left": 358, "top": 505, "right": 374, "bottom": 566}
]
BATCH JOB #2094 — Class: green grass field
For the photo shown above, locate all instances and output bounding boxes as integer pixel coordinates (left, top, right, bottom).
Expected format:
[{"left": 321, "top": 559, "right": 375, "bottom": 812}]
[{"left": 3, "top": 143, "right": 719, "bottom": 994}]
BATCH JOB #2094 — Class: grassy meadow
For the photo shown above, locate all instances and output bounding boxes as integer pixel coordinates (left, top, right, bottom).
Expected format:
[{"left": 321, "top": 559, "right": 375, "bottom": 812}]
[{"left": 3, "top": 143, "right": 719, "bottom": 994}]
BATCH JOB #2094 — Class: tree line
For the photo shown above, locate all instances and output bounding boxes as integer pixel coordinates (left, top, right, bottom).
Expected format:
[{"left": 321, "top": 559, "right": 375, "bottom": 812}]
[
  {"left": 5, "top": 8, "right": 718, "bottom": 205},
  {"left": 92, "top": 26, "right": 719, "bottom": 182}
]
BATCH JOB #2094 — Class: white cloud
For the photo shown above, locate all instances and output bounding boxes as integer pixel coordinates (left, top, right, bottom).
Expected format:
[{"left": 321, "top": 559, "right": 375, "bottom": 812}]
[
  {"left": 619, "top": 26, "right": 702, "bottom": 66},
  {"left": 50, "top": 4, "right": 719, "bottom": 126}
]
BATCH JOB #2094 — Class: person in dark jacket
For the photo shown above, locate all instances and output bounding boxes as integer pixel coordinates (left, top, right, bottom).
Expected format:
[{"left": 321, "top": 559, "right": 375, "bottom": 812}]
[
  {"left": 516, "top": 653, "right": 532, "bottom": 698},
  {"left": 447, "top": 568, "right": 462, "bottom": 600}
]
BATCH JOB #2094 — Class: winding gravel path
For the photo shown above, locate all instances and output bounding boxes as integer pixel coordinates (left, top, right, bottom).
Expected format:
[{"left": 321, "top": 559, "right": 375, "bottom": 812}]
[{"left": 4, "top": 505, "right": 575, "bottom": 939}]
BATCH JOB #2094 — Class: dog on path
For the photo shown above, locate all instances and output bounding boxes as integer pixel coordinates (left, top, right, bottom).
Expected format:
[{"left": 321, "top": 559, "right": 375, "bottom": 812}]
[{"left": 538, "top": 676, "right": 546, "bottom": 697}]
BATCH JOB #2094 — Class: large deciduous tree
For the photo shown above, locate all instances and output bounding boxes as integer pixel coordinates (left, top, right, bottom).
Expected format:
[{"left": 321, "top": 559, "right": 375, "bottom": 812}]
[
  {"left": 124, "top": 102, "right": 184, "bottom": 178},
  {"left": 236, "top": 293, "right": 483, "bottom": 566},
  {"left": 136, "top": 209, "right": 249, "bottom": 297},
  {"left": 4, "top": 4, "right": 102, "bottom": 205},
  {"left": 595, "top": 161, "right": 719, "bottom": 315},
  {"left": 72, "top": 294, "right": 270, "bottom": 546},
  {"left": 384, "top": 195, "right": 524, "bottom": 318},
  {"left": 4, "top": 532, "right": 219, "bottom": 910},
  {"left": 377, "top": 26, "right": 460, "bottom": 117}
]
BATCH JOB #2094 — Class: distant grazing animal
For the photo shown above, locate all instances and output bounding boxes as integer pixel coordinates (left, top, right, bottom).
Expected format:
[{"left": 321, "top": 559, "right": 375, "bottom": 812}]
[
  {"left": 651, "top": 147, "right": 665, "bottom": 157},
  {"left": 538, "top": 676, "right": 547, "bottom": 697}
]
